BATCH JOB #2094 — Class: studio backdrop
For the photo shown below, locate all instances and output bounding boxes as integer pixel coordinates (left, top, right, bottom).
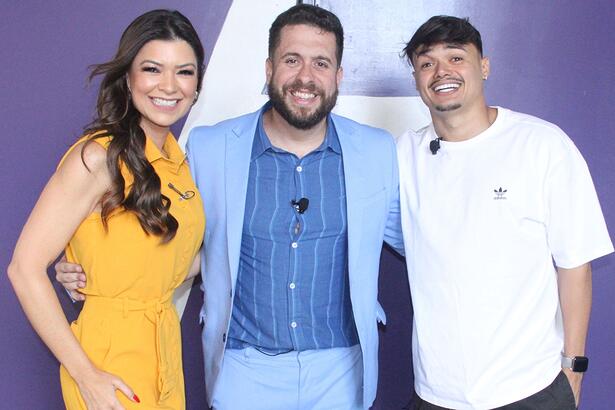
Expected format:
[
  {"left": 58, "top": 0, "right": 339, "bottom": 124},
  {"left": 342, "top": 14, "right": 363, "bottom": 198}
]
[{"left": 1, "top": 1, "right": 613, "bottom": 409}]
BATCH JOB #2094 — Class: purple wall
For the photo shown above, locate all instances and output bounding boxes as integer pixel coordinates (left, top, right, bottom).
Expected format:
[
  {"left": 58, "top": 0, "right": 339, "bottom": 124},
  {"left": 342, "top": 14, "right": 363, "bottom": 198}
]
[{"left": 1, "top": 1, "right": 613, "bottom": 409}]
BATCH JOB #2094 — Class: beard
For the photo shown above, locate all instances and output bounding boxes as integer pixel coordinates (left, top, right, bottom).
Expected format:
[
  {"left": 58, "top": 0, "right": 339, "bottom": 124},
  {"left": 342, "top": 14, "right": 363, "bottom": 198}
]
[
  {"left": 434, "top": 103, "right": 462, "bottom": 112},
  {"left": 268, "top": 79, "right": 338, "bottom": 130}
]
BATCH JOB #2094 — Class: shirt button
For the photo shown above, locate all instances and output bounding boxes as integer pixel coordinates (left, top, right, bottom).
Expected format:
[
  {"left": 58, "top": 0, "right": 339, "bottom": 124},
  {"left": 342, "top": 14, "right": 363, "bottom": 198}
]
[
  {"left": 296, "top": 165, "right": 303, "bottom": 172},
  {"left": 290, "top": 321, "right": 297, "bottom": 328},
  {"left": 289, "top": 282, "right": 296, "bottom": 289},
  {"left": 291, "top": 242, "right": 298, "bottom": 249}
]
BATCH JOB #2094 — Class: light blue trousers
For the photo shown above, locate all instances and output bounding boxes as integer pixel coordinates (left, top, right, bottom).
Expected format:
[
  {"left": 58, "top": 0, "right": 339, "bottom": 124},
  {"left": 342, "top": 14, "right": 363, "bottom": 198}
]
[{"left": 212, "top": 344, "right": 363, "bottom": 410}]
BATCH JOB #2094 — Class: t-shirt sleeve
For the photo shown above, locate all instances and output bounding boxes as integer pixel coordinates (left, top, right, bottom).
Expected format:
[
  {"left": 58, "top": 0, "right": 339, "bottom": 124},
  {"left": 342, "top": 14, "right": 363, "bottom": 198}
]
[{"left": 545, "top": 134, "right": 613, "bottom": 268}]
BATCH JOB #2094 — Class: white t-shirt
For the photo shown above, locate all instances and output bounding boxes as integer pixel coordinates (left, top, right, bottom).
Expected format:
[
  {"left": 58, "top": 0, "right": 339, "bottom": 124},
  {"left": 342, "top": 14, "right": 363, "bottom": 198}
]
[{"left": 396, "top": 107, "right": 613, "bottom": 409}]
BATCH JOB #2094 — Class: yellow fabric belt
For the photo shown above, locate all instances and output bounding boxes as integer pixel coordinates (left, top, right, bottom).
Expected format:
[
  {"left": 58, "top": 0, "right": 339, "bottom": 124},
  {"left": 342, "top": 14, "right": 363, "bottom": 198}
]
[{"left": 84, "top": 294, "right": 178, "bottom": 403}]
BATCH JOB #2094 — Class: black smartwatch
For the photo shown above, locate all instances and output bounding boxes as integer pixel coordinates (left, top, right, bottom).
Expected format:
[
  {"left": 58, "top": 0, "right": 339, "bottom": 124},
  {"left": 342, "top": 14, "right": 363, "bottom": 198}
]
[{"left": 561, "top": 353, "right": 589, "bottom": 372}]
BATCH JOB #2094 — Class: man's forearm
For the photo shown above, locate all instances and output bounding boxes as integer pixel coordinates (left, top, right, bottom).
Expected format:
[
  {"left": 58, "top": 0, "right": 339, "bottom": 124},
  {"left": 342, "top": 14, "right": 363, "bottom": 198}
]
[
  {"left": 557, "top": 262, "right": 592, "bottom": 406},
  {"left": 557, "top": 263, "right": 592, "bottom": 356}
]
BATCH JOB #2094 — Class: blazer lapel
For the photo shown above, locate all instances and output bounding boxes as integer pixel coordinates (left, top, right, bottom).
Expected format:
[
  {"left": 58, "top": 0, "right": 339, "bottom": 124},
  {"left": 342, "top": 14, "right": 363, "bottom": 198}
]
[
  {"left": 225, "top": 109, "right": 261, "bottom": 287},
  {"left": 333, "top": 115, "right": 367, "bottom": 282}
]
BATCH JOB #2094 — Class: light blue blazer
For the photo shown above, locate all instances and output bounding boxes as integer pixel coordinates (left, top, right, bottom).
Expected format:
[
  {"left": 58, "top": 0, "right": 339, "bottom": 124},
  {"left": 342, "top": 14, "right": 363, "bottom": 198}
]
[{"left": 186, "top": 104, "right": 402, "bottom": 408}]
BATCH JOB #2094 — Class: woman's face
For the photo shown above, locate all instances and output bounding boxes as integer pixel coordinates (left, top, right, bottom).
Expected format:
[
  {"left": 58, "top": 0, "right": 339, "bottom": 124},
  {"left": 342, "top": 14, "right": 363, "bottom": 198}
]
[{"left": 127, "top": 39, "right": 198, "bottom": 139}]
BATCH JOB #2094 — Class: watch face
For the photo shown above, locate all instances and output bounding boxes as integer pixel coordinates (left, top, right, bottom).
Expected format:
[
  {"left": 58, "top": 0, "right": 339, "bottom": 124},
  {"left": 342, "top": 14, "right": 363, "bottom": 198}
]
[{"left": 573, "top": 356, "right": 589, "bottom": 372}]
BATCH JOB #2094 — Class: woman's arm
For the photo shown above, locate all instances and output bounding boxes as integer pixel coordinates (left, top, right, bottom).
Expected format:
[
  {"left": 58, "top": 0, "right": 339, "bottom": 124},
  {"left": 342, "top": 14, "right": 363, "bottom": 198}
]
[{"left": 7, "top": 141, "right": 137, "bottom": 409}]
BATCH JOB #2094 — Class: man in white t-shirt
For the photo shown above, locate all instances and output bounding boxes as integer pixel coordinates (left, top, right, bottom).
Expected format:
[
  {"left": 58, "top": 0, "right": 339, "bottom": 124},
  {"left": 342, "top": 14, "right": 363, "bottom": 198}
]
[{"left": 397, "top": 16, "right": 613, "bottom": 409}]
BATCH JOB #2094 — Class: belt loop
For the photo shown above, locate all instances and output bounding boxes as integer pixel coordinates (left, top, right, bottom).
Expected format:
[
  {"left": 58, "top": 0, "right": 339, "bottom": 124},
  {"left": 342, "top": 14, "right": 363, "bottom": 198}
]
[{"left": 122, "top": 298, "right": 129, "bottom": 318}]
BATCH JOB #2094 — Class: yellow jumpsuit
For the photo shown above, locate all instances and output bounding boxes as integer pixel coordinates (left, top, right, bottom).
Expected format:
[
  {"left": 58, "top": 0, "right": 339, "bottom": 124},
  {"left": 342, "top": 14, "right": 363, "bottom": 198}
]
[{"left": 59, "top": 134, "right": 205, "bottom": 409}]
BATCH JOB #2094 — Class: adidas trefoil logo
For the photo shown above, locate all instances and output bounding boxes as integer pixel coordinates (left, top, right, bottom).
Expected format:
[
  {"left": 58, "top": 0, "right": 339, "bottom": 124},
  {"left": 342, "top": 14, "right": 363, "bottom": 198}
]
[{"left": 493, "top": 187, "right": 507, "bottom": 200}]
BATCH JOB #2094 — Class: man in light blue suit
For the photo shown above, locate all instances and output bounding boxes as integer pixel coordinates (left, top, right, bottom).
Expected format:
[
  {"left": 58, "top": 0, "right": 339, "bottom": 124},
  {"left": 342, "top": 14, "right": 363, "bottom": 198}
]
[
  {"left": 186, "top": 5, "right": 402, "bottom": 409},
  {"left": 55, "top": 4, "right": 403, "bottom": 409}
]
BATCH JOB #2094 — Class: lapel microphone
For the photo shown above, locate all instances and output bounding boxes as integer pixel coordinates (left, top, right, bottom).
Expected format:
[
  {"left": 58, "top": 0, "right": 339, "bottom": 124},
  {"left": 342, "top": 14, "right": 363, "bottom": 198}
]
[
  {"left": 429, "top": 137, "right": 442, "bottom": 155},
  {"left": 291, "top": 198, "right": 309, "bottom": 214}
]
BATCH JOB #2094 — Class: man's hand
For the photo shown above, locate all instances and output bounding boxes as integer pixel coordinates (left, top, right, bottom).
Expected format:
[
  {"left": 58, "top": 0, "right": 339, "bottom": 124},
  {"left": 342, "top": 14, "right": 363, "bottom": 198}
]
[
  {"left": 563, "top": 368, "right": 583, "bottom": 407},
  {"left": 55, "top": 256, "right": 87, "bottom": 302}
]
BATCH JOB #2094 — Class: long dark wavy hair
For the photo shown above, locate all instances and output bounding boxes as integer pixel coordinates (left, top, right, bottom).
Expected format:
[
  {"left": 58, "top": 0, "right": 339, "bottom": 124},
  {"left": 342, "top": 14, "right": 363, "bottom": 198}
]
[{"left": 83, "top": 9, "right": 204, "bottom": 243}]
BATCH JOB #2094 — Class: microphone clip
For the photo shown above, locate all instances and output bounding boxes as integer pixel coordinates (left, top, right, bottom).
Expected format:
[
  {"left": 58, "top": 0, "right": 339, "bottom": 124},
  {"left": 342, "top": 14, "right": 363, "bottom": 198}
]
[
  {"left": 291, "top": 198, "right": 309, "bottom": 214},
  {"left": 429, "top": 137, "right": 441, "bottom": 155}
]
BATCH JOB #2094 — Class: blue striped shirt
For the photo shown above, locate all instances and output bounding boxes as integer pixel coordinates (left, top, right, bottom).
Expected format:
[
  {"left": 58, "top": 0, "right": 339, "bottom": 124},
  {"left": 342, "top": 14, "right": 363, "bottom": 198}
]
[{"left": 227, "top": 110, "right": 358, "bottom": 352}]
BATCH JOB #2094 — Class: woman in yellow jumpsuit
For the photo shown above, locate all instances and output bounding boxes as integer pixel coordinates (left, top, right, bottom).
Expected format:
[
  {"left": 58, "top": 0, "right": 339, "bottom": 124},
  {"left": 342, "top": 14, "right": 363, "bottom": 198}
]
[{"left": 8, "top": 10, "right": 205, "bottom": 409}]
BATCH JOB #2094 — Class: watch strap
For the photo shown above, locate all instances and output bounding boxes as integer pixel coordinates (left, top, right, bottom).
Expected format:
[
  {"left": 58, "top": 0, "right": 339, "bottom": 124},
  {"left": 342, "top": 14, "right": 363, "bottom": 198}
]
[{"left": 561, "top": 353, "right": 589, "bottom": 372}]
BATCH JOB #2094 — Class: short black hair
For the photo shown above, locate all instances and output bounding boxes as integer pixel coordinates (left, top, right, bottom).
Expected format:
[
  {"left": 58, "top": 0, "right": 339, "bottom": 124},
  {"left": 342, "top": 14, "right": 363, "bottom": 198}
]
[
  {"left": 403, "top": 16, "right": 483, "bottom": 65},
  {"left": 269, "top": 4, "right": 344, "bottom": 66}
]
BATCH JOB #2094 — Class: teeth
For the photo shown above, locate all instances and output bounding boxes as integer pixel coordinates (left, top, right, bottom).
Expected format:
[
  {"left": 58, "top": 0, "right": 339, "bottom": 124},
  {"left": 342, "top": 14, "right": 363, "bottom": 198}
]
[
  {"left": 434, "top": 83, "right": 460, "bottom": 93},
  {"left": 152, "top": 98, "right": 178, "bottom": 107},
  {"left": 292, "top": 91, "right": 316, "bottom": 99}
]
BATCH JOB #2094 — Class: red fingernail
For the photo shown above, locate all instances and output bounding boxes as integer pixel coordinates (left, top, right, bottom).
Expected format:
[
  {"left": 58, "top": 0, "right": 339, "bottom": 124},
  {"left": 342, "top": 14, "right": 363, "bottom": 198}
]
[{"left": 133, "top": 394, "right": 140, "bottom": 403}]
